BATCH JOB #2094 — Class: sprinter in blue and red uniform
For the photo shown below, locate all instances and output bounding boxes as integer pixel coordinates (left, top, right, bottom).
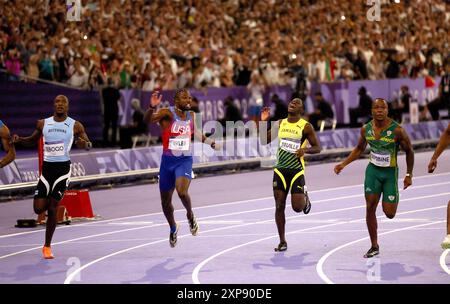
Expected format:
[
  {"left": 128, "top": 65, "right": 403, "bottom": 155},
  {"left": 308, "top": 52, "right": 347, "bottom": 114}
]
[{"left": 144, "top": 89, "right": 217, "bottom": 247}]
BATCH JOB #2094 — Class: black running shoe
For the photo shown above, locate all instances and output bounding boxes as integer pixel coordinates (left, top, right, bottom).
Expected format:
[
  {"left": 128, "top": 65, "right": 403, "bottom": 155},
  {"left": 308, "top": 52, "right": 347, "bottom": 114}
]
[
  {"left": 274, "top": 241, "right": 288, "bottom": 252},
  {"left": 303, "top": 192, "right": 311, "bottom": 214},
  {"left": 169, "top": 224, "right": 179, "bottom": 248},
  {"left": 363, "top": 246, "right": 379, "bottom": 258},
  {"left": 189, "top": 217, "right": 199, "bottom": 236}
]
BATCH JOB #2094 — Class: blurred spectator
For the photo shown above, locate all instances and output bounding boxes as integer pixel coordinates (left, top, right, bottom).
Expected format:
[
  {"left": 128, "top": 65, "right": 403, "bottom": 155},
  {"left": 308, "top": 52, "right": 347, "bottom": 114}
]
[
  {"left": 5, "top": 47, "right": 21, "bottom": 81},
  {"left": 427, "top": 63, "right": 450, "bottom": 120},
  {"left": 247, "top": 71, "right": 265, "bottom": 124},
  {"left": 101, "top": 78, "right": 121, "bottom": 147},
  {"left": 307, "top": 92, "right": 334, "bottom": 130},
  {"left": 390, "top": 85, "right": 412, "bottom": 122},
  {"left": 67, "top": 56, "right": 88, "bottom": 88},
  {"left": 219, "top": 96, "right": 243, "bottom": 137},
  {"left": 38, "top": 47, "right": 54, "bottom": 81},
  {"left": 270, "top": 94, "right": 288, "bottom": 122},
  {"left": 119, "top": 98, "right": 147, "bottom": 149},
  {"left": 349, "top": 86, "right": 372, "bottom": 126}
]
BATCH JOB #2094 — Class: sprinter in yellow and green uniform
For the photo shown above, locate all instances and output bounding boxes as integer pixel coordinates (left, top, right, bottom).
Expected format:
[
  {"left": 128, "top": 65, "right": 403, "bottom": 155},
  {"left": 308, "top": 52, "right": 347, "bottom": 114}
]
[
  {"left": 260, "top": 98, "right": 321, "bottom": 252},
  {"left": 335, "top": 98, "right": 414, "bottom": 258}
]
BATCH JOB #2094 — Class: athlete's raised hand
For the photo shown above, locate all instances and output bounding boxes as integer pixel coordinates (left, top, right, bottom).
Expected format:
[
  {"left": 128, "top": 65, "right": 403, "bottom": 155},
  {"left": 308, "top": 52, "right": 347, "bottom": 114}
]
[
  {"left": 260, "top": 107, "right": 270, "bottom": 121},
  {"left": 149, "top": 90, "right": 162, "bottom": 108},
  {"left": 334, "top": 163, "right": 345, "bottom": 175}
]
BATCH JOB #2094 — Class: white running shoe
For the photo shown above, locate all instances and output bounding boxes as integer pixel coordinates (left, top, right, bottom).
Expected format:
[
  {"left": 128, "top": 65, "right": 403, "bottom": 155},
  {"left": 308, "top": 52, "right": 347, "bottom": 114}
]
[{"left": 441, "top": 235, "right": 450, "bottom": 249}]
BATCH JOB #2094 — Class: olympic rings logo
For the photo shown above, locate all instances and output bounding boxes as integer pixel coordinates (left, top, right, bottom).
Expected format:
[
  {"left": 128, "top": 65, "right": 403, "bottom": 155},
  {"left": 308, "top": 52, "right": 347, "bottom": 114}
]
[{"left": 70, "top": 162, "right": 86, "bottom": 177}]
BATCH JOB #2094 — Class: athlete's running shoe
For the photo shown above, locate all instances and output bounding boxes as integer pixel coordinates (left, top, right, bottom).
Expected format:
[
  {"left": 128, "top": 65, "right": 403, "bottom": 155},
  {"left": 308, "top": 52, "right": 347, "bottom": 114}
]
[
  {"left": 303, "top": 191, "right": 311, "bottom": 214},
  {"left": 189, "top": 217, "right": 199, "bottom": 236},
  {"left": 363, "top": 246, "right": 379, "bottom": 258},
  {"left": 274, "top": 241, "right": 288, "bottom": 252},
  {"left": 441, "top": 235, "right": 450, "bottom": 249},
  {"left": 42, "top": 246, "right": 54, "bottom": 259},
  {"left": 169, "top": 224, "right": 179, "bottom": 248}
]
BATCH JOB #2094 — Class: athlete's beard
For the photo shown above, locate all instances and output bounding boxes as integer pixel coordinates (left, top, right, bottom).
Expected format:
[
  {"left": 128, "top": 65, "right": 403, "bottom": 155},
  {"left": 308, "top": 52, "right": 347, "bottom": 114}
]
[
  {"left": 176, "top": 104, "right": 190, "bottom": 112},
  {"left": 55, "top": 111, "right": 67, "bottom": 118}
]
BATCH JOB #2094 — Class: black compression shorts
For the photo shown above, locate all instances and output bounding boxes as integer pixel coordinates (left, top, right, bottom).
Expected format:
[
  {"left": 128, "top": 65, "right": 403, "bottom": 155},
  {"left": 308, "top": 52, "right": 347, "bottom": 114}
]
[{"left": 34, "top": 161, "right": 71, "bottom": 202}]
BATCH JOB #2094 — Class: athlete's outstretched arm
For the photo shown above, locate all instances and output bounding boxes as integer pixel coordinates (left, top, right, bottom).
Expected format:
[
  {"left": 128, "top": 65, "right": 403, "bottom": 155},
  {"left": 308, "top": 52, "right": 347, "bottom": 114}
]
[
  {"left": 0, "top": 124, "right": 16, "bottom": 168},
  {"left": 12, "top": 120, "right": 44, "bottom": 147},
  {"left": 259, "top": 107, "right": 279, "bottom": 144},
  {"left": 297, "top": 122, "right": 321, "bottom": 158},
  {"left": 74, "top": 121, "right": 92, "bottom": 150},
  {"left": 395, "top": 126, "right": 414, "bottom": 189},
  {"left": 334, "top": 126, "right": 367, "bottom": 174},
  {"left": 191, "top": 112, "right": 216, "bottom": 149},
  {"left": 428, "top": 123, "right": 450, "bottom": 173}
]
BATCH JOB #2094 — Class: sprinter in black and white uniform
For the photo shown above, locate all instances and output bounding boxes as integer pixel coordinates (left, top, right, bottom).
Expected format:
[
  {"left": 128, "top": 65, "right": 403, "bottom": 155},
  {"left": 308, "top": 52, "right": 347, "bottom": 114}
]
[{"left": 13, "top": 95, "right": 91, "bottom": 259}]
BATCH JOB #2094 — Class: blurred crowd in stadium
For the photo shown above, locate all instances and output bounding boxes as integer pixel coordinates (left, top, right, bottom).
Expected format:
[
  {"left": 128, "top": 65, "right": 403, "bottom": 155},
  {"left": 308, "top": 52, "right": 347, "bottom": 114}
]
[{"left": 1, "top": 0, "right": 449, "bottom": 91}]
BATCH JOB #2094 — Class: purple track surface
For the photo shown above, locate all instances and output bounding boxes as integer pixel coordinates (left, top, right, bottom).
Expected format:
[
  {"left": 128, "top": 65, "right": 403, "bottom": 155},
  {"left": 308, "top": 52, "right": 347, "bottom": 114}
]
[{"left": 0, "top": 151, "right": 449, "bottom": 284}]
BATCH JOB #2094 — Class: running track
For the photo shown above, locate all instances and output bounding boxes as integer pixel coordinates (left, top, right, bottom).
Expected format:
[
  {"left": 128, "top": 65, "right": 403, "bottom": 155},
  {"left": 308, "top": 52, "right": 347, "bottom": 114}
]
[{"left": 0, "top": 151, "right": 448, "bottom": 284}]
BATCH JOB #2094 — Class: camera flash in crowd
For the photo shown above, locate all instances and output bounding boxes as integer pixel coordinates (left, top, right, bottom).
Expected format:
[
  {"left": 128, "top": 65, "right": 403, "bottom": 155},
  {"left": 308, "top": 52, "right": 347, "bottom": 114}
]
[
  {"left": 341, "top": 15, "right": 346, "bottom": 21},
  {"left": 83, "top": 35, "right": 88, "bottom": 40}
]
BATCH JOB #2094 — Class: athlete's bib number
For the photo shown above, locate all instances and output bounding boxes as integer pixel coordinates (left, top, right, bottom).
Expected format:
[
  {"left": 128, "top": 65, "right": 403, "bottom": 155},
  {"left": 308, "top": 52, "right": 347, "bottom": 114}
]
[
  {"left": 370, "top": 151, "right": 391, "bottom": 167},
  {"left": 44, "top": 141, "right": 65, "bottom": 157},
  {"left": 279, "top": 139, "right": 300, "bottom": 153},
  {"left": 169, "top": 137, "right": 190, "bottom": 151}
]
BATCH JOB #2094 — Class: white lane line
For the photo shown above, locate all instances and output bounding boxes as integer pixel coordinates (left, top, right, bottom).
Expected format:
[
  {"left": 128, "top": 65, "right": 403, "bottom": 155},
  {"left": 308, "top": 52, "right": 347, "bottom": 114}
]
[
  {"left": 191, "top": 195, "right": 449, "bottom": 284},
  {"left": 64, "top": 193, "right": 449, "bottom": 284},
  {"left": 0, "top": 191, "right": 390, "bottom": 259},
  {"left": 0, "top": 206, "right": 274, "bottom": 260},
  {"left": 440, "top": 250, "right": 450, "bottom": 276},
  {"left": 64, "top": 205, "right": 366, "bottom": 284},
  {"left": 1, "top": 171, "right": 449, "bottom": 239},
  {"left": 316, "top": 220, "right": 445, "bottom": 284}
]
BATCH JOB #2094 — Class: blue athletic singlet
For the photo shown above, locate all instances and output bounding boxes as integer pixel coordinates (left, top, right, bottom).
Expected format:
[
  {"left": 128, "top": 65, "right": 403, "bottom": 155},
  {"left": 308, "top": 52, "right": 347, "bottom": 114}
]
[
  {"left": 42, "top": 116, "right": 75, "bottom": 162},
  {"left": 0, "top": 120, "right": 4, "bottom": 128}
]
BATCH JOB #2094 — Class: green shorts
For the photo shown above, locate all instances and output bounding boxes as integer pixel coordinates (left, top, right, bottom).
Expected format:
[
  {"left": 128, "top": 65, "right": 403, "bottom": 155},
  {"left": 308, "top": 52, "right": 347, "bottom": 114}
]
[{"left": 364, "top": 162, "right": 399, "bottom": 204}]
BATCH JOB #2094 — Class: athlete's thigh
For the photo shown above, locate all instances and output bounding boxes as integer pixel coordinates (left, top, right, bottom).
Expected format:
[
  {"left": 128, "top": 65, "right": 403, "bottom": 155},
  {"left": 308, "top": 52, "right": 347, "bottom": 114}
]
[
  {"left": 290, "top": 174, "right": 306, "bottom": 209},
  {"left": 364, "top": 164, "right": 383, "bottom": 197},
  {"left": 174, "top": 158, "right": 193, "bottom": 193},
  {"left": 273, "top": 168, "right": 290, "bottom": 194},
  {"left": 49, "top": 164, "right": 71, "bottom": 202},
  {"left": 159, "top": 162, "right": 176, "bottom": 192},
  {"left": 381, "top": 167, "right": 399, "bottom": 204}
]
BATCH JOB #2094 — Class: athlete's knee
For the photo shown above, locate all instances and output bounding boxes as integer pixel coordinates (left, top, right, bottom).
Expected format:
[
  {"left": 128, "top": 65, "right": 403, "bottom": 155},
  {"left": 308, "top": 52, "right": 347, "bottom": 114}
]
[
  {"left": 33, "top": 199, "right": 48, "bottom": 215},
  {"left": 384, "top": 212, "right": 396, "bottom": 219},
  {"left": 176, "top": 188, "right": 189, "bottom": 200},
  {"left": 292, "top": 196, "right": 306, "bottom": 213},
  {"left": 33, "top": 205, "right": 46, "bottom": 215},
  {"left": 292, "top": 201, "right": 305, "bottom": 213},
  {"left": 275, "top": 201, "right": 286, "bottom": 213}
]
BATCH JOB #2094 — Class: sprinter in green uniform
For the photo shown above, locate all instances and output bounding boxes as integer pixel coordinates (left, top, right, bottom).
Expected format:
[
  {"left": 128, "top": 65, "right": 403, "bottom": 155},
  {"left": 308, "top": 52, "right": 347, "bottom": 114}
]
[
  {"left": 334, "top": 98, "right": 414, "bottom": 258},
  {"left": 260, "top": 98, "right": 321, "bottom": 252}
]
